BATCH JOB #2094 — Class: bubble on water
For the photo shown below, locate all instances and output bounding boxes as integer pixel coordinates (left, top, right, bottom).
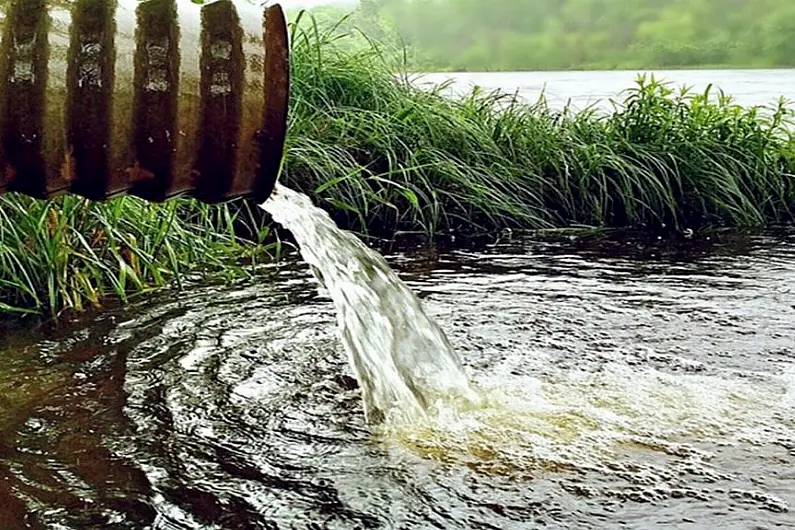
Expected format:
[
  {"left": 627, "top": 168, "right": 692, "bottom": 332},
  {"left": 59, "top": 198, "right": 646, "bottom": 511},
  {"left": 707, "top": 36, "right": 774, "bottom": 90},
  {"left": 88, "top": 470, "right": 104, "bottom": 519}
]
[{"left": 378, "top": 360, "right": 795, "bottom": 504}]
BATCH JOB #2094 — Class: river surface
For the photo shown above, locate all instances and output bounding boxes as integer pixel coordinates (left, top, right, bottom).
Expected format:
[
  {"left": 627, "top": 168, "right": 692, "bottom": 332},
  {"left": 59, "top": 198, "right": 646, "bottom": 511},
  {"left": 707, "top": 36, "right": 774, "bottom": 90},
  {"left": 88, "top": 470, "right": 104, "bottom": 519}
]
[
  {"left": 1, "top": 229, "right": 794, "bottom": 529},
  {"left": 414, "top": 69, "right": 795, "bottom": 112}
]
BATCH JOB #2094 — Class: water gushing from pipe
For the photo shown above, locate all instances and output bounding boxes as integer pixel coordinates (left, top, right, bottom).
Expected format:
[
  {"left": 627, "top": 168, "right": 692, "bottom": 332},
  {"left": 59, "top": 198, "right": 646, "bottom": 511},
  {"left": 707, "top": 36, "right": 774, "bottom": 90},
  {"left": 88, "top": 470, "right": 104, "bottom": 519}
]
[{"left": 261, "top": 183, "right": 481, "bottom": 423}]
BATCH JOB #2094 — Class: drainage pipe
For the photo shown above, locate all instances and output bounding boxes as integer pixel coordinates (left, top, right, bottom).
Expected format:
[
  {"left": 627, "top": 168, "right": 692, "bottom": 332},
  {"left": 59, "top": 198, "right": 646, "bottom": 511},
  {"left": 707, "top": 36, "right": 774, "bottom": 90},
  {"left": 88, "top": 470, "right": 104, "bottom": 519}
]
[{"left": 0, "top": 0, "right": 289, "bottom": 204}]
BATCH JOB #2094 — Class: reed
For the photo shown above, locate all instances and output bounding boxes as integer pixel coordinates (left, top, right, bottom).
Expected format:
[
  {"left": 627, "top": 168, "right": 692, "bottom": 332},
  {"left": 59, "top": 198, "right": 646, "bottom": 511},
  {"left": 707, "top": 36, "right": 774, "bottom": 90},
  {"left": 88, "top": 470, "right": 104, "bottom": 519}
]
[
  {"left": 0, "top": 194, "right": 274, "bottom": 317},
  {"left": 284, "top": 13, "right": 795, "bottom": 235}
]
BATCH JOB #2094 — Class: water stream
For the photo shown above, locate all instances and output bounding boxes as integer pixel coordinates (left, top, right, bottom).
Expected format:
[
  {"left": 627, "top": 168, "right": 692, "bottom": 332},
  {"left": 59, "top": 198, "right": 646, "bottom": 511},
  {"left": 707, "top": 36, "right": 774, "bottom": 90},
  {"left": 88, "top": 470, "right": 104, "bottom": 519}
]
[
  {"left": 260, "top": 184, "right": 480, "bottom": 424},
  {"left": 0, "top": 189, "right": 794, "bottom": 528},
  {"left": 264, "top": 186, "right": 795, "bottom": 508}
]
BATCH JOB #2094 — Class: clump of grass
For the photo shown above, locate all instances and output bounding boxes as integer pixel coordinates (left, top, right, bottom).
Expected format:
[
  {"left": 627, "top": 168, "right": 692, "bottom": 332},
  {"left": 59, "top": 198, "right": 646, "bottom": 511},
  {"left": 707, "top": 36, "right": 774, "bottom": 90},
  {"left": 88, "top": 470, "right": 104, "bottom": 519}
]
[
  {"left": 0, "top": 195, "right": 273, "bottom": 317},
  {"left": 284, "top": 12, "right": 795, "bottom": 235},
  {"left": 284, "top": 12, "right": 558, "bottom": 235}
]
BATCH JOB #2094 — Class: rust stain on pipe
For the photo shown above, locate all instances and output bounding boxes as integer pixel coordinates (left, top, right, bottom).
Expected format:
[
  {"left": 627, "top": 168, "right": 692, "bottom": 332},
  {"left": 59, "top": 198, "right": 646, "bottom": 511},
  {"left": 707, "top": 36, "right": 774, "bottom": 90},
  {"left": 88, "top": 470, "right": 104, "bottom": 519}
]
[{"left": 0, "top": 0, "right": 290, "bottom": 204}]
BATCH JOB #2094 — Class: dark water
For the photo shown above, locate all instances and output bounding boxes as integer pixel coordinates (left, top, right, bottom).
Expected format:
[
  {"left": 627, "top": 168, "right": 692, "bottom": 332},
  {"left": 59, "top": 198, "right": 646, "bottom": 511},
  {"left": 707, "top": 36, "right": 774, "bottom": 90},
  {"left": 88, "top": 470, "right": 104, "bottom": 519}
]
[{"left": 1, "top": 229, "right": 794, "bottom": 529}]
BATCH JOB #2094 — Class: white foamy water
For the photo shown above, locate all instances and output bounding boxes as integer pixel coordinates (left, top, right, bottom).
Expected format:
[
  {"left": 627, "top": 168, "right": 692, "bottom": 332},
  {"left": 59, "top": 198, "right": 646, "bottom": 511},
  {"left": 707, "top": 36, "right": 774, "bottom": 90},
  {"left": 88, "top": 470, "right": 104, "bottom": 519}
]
[
  {"left": 261, "top": 183, "right": 480, "bottom": 423},
  {"left": 260, "top": 185, "right": 794, "bottom": 518}
]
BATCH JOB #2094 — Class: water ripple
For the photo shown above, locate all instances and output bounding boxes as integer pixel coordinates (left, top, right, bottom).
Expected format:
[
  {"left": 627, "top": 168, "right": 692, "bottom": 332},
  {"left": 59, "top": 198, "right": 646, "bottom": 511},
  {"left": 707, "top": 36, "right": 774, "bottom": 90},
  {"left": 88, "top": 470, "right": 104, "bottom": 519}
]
[{"left": 1, "top": 230, "right": 794, "bottom": 528}]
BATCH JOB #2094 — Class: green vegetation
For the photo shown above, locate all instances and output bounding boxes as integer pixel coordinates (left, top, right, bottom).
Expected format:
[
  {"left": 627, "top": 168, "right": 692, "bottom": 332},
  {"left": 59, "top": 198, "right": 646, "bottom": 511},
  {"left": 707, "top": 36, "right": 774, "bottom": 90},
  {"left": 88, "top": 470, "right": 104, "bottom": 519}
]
[
  {"left": 283, "top": 15, "right": 795, "bottom": 237},
  {"left": 2, "top": 9, "right": 795, "bottom": 318},
  {"left": 0, "top": 195, "right": 273, "bottom": 317},
  {"left": 303, "top": 0, "right": 795, "bottom": 71}
]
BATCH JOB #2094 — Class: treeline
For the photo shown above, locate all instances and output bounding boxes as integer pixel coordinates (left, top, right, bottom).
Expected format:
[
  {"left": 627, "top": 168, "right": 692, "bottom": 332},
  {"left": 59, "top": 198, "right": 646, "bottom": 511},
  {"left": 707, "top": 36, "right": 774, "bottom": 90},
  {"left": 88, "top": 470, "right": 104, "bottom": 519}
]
[{"left": 301, "top": 0, "right": 795, "bottom": 71}]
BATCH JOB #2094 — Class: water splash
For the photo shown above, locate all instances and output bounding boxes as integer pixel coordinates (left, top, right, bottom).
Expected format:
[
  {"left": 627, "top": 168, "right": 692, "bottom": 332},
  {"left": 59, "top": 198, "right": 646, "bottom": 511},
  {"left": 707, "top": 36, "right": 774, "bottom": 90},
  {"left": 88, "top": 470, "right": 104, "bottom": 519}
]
[
  {"left": 261, "top": 184, "right": 481, "bottom": 423},
  {"left": 260, "top": 185, "right": 794, "bottom": 515}
]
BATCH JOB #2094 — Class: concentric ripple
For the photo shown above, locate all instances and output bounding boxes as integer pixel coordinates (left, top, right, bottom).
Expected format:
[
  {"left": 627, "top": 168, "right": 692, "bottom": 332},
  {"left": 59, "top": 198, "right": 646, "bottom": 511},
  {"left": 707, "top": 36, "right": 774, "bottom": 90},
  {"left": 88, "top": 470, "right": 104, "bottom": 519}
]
[{"left": 1, "top": 230, "right": 794, "bottom": 528}]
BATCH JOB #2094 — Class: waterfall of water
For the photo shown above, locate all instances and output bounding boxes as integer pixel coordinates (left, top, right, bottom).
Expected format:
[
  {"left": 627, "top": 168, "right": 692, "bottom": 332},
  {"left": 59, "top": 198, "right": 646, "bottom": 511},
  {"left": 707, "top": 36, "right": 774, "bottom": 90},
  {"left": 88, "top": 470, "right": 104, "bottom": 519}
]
[{"left": 261, "top": 183, "right": 480, "bottom": 423}]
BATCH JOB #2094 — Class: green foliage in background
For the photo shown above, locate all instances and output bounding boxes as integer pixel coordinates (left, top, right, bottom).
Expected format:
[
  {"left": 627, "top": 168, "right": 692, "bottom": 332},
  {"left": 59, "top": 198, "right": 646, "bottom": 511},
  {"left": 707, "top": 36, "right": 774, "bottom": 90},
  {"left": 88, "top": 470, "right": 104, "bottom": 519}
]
[{"left": 300, "top": 0, "right": 795, "bottom": 71}]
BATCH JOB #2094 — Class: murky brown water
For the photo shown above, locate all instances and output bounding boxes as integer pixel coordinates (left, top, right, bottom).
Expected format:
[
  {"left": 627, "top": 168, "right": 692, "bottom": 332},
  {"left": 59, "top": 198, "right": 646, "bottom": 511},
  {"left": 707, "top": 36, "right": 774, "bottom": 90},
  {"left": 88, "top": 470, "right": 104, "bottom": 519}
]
[{"left": 1, "top": 229, "right": 794, "bottom": 529}]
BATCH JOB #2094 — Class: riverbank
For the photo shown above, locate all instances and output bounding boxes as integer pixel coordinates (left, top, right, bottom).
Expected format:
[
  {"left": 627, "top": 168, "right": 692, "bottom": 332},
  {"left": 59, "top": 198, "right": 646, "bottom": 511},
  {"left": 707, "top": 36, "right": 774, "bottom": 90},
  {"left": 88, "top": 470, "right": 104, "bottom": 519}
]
[
  {"left": 2, "top": 22, "right": 794, "bottom": 317},
  {"left": 0, "top": 195, "right": 280, "bottom": 316},
  {"left": 284, "top": 21, "right": 795, "bottom": 235}
]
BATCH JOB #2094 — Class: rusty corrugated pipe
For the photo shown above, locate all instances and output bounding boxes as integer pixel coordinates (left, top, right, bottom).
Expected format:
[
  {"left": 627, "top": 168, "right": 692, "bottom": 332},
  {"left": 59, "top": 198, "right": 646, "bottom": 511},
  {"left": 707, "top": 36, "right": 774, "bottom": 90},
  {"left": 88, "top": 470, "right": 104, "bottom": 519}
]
[{"left": 0, "top": 0, "right": 289, "bottom": 204}]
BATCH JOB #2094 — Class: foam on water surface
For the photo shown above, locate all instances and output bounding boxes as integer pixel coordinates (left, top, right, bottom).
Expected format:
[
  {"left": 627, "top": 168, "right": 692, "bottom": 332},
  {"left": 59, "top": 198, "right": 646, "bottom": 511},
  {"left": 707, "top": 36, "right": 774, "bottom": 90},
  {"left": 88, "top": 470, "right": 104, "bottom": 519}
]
[{"left": 262, "top": 184, "right": 794, "bottom": 515}]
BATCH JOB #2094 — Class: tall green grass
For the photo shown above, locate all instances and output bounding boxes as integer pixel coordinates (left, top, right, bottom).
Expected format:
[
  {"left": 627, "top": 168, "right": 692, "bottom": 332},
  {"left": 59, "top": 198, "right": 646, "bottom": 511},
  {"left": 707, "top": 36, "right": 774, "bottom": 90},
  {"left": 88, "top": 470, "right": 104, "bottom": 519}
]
[
  {"left": 0, "top": 195, "right": 273, "bottom": 317},
  {"left": 284, "top": 13, "right": 795, "bottom": 235}
]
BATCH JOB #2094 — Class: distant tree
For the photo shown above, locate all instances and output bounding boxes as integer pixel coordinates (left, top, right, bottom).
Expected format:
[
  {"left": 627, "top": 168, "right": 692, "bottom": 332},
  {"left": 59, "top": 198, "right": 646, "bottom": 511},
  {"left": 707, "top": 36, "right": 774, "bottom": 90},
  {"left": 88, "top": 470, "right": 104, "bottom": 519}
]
[{"left": 294, "top": 0, "right": 795, "bottom": 71}]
